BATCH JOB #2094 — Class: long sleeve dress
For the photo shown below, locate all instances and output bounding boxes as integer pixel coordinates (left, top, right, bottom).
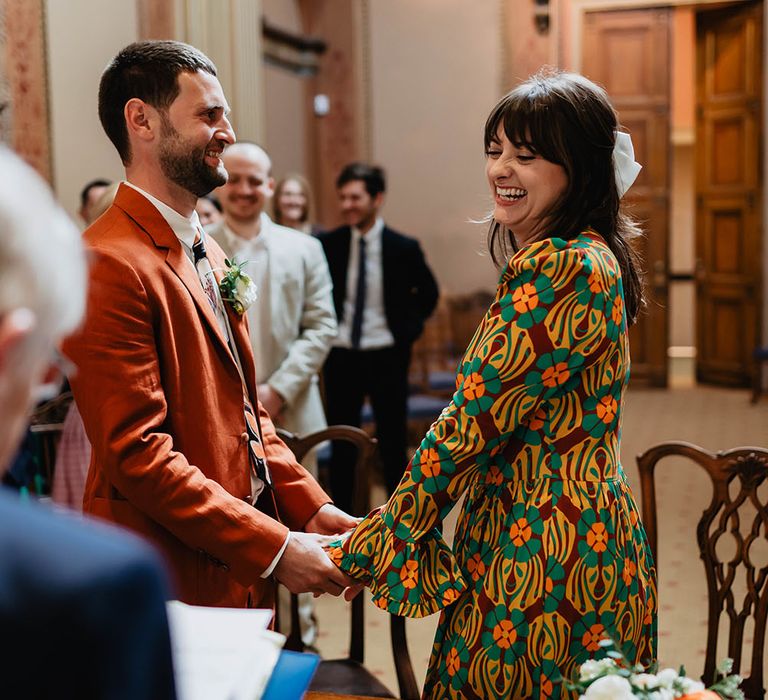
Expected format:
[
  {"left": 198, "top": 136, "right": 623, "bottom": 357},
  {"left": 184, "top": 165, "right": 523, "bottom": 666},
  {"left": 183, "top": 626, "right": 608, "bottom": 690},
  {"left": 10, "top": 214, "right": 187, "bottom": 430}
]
[{"left": 328, "top": 231, "right": 657, "bottom": 699}]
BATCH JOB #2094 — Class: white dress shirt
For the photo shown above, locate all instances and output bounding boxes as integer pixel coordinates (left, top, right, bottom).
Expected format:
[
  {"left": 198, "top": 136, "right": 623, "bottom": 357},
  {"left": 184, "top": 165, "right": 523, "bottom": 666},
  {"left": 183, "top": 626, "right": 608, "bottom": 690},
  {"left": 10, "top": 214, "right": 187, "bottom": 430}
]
[
  {"left": 334, "top": 217, "right": 395, "bottom": 350},
  {"left": 123, "top": 182, "right": 287, "bottom": 577}
]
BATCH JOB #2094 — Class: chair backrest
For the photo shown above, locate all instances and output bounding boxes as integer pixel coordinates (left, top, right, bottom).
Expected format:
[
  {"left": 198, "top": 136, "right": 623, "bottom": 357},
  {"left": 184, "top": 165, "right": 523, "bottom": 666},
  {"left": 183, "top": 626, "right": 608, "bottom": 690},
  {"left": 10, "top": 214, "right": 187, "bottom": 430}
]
[
  {"left": 410, "top": 296, "right": 455, "bottom": 392},
  {"left": 27, "top": 391, "right": 73, "bottom": 491},
  {"left": 637, "top": 440, "right": 768, "bottom": 698},
  {"left": 276, "top": 425, "right": 420, "bottom": 700},
  {"left": 447, "top": 290, "right": 495, "bottom": 352}
]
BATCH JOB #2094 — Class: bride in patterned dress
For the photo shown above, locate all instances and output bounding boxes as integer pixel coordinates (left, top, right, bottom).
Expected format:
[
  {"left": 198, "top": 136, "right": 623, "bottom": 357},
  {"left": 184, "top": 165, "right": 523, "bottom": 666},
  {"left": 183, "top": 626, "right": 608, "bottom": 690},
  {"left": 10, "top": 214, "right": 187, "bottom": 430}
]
[{"left": 327, "top": 69, "right": 657, "bottom": 699}]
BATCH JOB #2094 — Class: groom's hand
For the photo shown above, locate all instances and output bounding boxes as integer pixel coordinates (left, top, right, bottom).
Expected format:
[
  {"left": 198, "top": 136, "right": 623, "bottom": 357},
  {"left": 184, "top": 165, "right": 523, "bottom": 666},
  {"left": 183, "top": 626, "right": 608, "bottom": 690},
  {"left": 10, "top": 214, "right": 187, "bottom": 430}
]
[
  {"left": 305, "top": 503, "right": 361, "bottom": 535},
  {"left": 274, "top": 532, "right": 356, "bottom": 596}
]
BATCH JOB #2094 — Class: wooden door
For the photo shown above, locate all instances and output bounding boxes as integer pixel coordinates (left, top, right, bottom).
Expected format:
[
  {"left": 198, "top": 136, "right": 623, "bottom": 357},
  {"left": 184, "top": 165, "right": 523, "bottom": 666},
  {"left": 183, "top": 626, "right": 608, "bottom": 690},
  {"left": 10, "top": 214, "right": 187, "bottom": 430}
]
[
  {"left": 695, "top": 2, "right": 763, "bottom": 386},
  {"left": 583, "top": 9, "right": 671, "bottom": 386}
]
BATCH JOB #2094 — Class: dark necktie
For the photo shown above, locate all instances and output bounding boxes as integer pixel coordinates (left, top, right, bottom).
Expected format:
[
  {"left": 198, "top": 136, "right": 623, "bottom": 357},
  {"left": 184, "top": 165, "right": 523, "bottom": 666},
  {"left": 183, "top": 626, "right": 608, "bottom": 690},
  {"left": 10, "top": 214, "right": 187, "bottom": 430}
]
[{"left": 350, "top": 236, "right": 367, "bottom": 349}]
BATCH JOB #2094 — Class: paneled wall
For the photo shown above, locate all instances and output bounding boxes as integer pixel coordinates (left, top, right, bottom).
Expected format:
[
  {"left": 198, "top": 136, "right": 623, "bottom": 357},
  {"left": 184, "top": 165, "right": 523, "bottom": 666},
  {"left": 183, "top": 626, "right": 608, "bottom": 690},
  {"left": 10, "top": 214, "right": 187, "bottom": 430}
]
[{"left": 1, "top": 0, "right": 52, "bottom": 181}]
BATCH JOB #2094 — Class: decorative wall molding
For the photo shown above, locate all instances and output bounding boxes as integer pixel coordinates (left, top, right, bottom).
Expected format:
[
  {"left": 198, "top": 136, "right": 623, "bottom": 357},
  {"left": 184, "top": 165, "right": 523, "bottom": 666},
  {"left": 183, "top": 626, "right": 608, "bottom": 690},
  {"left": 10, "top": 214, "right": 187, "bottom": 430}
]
[{"left": 262, "top": 17, "right": 326, "bottom": 75}]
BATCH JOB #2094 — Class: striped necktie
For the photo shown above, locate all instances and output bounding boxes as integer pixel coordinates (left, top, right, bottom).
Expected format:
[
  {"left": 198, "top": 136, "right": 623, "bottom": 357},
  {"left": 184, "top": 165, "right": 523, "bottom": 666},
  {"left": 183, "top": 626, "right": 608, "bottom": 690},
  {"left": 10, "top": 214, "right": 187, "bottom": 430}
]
[
  {"left": 191, "top": 231, "right": 272, "bottom": 494},
  {"left": 192, "top": 232, "right": 228, "bottom": 337}
]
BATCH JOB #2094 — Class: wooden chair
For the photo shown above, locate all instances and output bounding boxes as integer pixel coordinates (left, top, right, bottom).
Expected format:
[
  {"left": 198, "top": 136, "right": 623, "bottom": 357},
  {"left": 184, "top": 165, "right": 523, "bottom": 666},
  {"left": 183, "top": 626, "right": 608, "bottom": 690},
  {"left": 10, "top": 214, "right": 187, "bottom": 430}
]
[
  {"left": 446, "top": 290, "right": 494, "bottom": 354},
  {"left": 410, "top": 296, "right": 457, "bottom": 399},
  {"left": 637, "top": 441, "right": 768, "bottom": 698},
  {"left": 276, "top": 425, "right": 420, "bottom": 700}
]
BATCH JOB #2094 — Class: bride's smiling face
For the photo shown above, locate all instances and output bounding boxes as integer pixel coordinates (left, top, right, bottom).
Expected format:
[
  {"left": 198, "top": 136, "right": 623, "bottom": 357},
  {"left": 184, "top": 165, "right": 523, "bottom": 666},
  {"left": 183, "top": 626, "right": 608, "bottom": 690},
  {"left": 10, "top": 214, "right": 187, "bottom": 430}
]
[{"left": 485, "top": 127, "right": 568, "bottom": 247}]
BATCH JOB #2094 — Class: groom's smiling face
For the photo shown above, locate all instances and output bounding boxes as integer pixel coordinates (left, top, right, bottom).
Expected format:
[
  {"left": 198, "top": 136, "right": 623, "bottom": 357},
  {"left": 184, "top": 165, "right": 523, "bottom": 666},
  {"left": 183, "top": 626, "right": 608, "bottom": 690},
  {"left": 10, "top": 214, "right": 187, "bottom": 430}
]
[{"left": 156, "top": 70, "right": 235, "bottom": 198}]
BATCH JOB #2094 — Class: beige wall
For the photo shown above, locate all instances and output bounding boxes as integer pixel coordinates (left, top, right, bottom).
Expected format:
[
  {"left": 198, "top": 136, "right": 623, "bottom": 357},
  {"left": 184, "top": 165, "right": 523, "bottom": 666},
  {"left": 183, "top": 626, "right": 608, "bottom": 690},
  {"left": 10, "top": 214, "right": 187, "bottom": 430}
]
[
  {"left": 368, "top": 0, "right": 502, "bottom": 293},
  {"left": 45, "top": 0, "right": 139, "bottom": 223},
  {"left": 262, "top": 0, "right": 307, "bottom": 180}
]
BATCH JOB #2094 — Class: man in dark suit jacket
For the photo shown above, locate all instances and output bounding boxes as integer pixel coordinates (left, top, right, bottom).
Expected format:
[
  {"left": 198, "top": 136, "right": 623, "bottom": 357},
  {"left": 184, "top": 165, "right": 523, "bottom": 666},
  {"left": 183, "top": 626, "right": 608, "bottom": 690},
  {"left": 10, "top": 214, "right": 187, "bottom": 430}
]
[
  {"left": 0, "top": 146, "right": 176, "bottom": 699},
  {"left": 318, "top": 163, "right": 439, "bottom": 512}
]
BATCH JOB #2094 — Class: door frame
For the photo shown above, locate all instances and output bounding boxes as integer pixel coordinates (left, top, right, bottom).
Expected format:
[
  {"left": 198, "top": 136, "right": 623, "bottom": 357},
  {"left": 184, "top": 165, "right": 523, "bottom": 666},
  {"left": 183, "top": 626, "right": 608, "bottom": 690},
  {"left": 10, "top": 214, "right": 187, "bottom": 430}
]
[
  {"left": 567, "top": 0, "right": 767, "bottom": 386},
  {"left": 569, "top": 0, "right": 751, "bottom": 70}
]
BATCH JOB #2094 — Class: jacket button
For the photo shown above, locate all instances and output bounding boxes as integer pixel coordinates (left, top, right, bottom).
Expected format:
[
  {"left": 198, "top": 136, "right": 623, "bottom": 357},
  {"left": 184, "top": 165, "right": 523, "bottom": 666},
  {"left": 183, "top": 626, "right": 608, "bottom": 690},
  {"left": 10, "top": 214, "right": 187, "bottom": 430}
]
[{"left": 241, "top": 432, "right": 249, "bottom": 444}]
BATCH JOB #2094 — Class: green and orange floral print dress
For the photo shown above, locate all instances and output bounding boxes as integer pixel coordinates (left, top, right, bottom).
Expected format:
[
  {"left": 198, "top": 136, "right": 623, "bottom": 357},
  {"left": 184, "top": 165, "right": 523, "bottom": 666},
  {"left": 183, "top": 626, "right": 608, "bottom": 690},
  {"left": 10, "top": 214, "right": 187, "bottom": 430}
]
[{"left": 328, "top": 231, "right": 657, "bottom": 699}]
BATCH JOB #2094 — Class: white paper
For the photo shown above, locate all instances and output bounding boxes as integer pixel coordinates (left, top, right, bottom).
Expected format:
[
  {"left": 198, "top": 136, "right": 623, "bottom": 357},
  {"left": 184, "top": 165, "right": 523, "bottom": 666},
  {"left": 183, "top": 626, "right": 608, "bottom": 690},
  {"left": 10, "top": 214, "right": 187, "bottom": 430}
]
[{"left": 166, "top": 601, "right": 285, "bottom": 700}]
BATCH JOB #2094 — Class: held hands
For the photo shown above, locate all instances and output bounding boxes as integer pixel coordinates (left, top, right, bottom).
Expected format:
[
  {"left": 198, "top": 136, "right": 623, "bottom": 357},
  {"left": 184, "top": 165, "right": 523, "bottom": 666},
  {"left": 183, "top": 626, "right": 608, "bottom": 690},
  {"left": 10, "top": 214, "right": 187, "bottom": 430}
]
[
  {"left": 305, "top": 503, "right": 361, "bottom": 535},
  {"left": 273, "top": 531, "right": 355, "bottom": 596},
  {"left": 307, "top": 503, "right": 366, "bottom": 601},
  {"left": 274, "top": 504, "right": 362, "bottom": 597}
]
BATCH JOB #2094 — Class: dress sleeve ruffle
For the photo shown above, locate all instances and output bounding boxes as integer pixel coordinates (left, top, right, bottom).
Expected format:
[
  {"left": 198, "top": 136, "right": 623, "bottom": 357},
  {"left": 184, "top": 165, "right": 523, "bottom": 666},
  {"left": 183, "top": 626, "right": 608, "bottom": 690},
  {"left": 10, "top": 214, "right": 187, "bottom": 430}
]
[{"left": 327, "top": 508, "right": 467, "bottom": 618}]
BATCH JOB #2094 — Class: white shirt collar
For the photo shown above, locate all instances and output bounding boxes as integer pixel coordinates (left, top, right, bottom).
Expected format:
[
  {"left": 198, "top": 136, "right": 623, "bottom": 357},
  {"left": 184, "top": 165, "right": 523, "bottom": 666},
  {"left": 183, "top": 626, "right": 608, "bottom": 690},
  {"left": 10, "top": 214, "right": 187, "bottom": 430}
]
[
  {"left": 219, "top": 212, "right": 272, "bottom": 251},
  {"left": 124, "top": 181, "right": 202, "bottom": 249},
  {"left": 352, "top": 216, "right": 384, "bottom": 244}
]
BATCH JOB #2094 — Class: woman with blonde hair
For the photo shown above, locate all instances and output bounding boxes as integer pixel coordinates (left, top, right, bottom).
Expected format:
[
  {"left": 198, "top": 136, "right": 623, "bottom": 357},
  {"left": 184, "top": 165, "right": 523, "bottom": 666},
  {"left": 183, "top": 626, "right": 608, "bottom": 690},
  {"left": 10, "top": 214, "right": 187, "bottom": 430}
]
[{"left": 273, "top": 173, "right": 321, "bottom": 235}]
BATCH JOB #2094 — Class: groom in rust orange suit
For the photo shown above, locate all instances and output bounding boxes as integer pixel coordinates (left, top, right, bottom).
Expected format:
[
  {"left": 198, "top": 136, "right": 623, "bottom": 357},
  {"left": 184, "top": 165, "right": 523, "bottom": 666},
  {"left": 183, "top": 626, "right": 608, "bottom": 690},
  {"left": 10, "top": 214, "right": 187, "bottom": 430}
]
[{"left": 63, "top": 40, "right": 356, "bottom": 608}]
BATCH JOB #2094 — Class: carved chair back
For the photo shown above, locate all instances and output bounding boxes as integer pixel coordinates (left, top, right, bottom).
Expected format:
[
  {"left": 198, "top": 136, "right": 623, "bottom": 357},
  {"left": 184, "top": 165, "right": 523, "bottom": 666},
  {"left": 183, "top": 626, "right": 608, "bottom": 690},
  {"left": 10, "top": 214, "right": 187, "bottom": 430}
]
[{"left": 637, "top": 441, "right": 768, "bottom": 698}]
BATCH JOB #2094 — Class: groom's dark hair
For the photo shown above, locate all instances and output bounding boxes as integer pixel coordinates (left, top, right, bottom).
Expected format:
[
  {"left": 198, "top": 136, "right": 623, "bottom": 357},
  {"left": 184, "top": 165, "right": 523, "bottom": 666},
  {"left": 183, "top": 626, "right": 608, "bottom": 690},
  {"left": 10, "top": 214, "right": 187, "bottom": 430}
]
[{"left": 98, "top": 40, "right": 217, "bottom": 165}]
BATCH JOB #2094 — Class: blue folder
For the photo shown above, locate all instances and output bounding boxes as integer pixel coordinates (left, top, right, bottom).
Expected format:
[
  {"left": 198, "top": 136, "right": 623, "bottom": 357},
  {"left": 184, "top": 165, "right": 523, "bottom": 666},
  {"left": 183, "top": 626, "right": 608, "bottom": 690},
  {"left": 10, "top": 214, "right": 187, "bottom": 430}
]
[{"left": 262, "top": 650, "right": 321, "bottom": 700}]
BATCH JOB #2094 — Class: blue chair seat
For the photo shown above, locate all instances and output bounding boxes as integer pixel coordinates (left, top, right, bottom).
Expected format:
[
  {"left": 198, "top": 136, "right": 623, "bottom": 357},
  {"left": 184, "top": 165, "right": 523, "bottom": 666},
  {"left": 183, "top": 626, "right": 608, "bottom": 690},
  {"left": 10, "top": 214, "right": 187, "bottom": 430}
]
[
  {"left": 428, "top": 370, "right": 456, "bottom": 393},
  {"left": 407, "top": 393, "right": 447, "bottom": 420}
]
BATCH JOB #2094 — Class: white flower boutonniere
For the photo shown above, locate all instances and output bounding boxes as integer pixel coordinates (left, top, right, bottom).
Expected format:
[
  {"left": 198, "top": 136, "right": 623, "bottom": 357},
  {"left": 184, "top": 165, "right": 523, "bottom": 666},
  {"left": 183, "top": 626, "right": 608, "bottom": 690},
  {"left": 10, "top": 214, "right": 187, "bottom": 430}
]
[{"left": 219, "top": 258, "right": 257, "bottom": 315}]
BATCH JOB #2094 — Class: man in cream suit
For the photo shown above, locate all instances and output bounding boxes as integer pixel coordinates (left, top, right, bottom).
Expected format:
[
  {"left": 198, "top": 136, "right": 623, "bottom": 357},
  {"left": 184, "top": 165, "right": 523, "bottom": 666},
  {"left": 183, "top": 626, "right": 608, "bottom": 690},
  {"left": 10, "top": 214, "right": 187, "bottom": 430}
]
[
  {"left": 63, "top": 40, "right": 355, "bottom": 610},
  {"left": 209, "top": 142, "right": 337, "bottom": 474}
]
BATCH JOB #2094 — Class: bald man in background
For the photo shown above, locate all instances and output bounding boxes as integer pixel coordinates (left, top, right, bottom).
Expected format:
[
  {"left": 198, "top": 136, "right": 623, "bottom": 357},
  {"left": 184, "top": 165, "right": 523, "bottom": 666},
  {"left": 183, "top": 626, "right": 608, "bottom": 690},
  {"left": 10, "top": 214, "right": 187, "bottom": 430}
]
[
  {"left": 210, "top": 143, "right": 337, "bottom": 647},
  {"left": 210, "top": 142, "right": 337, "bottom": 460}
]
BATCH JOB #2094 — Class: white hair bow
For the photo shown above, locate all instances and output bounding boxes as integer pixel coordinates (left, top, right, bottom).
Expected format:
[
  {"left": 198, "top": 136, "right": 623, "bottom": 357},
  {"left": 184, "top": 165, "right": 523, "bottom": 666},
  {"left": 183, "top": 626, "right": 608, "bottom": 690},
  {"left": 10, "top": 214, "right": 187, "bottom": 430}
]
[{"left": 613, "top": 131, "right": 642, "bottom": 198}]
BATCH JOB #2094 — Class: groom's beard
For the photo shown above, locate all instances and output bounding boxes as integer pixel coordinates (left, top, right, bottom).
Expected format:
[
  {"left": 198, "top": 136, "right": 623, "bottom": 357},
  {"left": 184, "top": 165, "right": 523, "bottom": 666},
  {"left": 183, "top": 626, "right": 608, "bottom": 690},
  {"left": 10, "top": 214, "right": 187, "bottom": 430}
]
[{"left": 158, "top": 115, "right": 227, "bottom": 197}]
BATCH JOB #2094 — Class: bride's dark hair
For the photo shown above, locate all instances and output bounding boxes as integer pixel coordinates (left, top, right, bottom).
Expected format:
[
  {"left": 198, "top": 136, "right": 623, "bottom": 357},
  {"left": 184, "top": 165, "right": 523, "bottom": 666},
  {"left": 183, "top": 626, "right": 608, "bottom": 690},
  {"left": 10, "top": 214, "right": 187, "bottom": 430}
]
[{"left": 484, "top": 69, "right": 645, "bottom": 325}]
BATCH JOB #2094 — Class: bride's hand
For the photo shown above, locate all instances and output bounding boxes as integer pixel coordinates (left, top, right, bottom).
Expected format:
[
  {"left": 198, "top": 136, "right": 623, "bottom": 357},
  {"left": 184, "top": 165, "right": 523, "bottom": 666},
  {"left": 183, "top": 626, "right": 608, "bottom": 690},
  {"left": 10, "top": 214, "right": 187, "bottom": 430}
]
[{"left": 343, "top": 582, "right": 365, "bottom": 601}]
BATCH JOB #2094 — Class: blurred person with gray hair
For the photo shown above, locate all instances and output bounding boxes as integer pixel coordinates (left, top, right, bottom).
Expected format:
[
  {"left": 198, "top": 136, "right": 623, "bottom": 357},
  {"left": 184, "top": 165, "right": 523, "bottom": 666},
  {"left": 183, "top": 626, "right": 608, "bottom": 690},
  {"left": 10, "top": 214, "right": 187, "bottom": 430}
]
[{"left": 0, "top": 147, "right": 176, "bottom": 699}]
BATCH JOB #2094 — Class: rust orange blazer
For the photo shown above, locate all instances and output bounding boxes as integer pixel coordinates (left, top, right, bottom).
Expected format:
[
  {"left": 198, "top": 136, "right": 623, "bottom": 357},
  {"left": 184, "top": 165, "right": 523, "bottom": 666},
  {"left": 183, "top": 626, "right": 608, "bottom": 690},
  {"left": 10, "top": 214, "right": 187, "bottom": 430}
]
[{"left": 63, "top": 184, "right": 329, "bottom": 607}]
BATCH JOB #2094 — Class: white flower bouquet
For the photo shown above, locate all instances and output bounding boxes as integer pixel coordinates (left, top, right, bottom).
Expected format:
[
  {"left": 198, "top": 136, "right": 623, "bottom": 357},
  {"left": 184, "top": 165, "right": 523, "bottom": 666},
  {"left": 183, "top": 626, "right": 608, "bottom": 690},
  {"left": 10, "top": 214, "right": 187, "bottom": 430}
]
[{"left": 566, "top": 639, "right": 744, "bottom": 700}]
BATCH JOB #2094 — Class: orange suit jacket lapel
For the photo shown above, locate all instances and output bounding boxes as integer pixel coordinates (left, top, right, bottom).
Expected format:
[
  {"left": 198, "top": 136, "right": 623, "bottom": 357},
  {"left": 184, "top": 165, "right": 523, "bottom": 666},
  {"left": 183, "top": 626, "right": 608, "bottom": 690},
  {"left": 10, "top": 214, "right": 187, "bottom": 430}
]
[{"left": 113, "top": 184, "right": 235, "bottom": 361}]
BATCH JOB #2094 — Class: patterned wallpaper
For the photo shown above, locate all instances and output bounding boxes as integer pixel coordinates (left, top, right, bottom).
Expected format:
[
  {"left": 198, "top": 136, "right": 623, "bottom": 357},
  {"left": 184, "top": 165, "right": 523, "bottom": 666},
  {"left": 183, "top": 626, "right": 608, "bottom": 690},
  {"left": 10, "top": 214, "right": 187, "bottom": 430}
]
[{"left": 0, "top": 0, "right": 51, "bottom": 182}]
